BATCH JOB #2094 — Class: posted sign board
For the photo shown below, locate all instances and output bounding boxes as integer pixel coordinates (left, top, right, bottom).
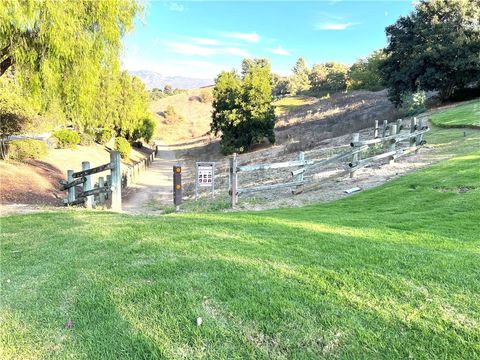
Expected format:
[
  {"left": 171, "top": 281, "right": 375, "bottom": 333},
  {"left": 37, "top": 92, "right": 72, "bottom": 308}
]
[{"left": 195, "top": 162, "right": 215, "bottom": 199}]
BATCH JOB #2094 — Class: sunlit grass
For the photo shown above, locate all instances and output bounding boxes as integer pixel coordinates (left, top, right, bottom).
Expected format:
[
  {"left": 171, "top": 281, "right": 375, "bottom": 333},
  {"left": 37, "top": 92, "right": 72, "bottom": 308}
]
[
  {"left": 273, "top": 96, "right": 317, "bottom": 116},
  {"left": 1, "top": 151, "right": 480, "bottom": 359},
  {"left": 430, "top": 100, "right": 480, "bottom": 128}
]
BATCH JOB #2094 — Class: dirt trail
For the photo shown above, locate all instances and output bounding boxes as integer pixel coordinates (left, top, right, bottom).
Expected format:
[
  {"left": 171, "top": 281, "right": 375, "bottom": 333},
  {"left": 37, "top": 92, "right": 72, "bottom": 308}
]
[{"left": 122, "top": 141, "right": 177, "bottom": 214}]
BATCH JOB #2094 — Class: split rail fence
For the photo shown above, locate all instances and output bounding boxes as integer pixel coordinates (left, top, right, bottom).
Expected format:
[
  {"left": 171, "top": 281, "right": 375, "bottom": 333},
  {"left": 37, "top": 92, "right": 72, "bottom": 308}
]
[
  {"left": 229, "top": 117, "right": 429, "bottom": 207},
  {"left": 60, "top": 149, "right": 156, "bottom": 211}
]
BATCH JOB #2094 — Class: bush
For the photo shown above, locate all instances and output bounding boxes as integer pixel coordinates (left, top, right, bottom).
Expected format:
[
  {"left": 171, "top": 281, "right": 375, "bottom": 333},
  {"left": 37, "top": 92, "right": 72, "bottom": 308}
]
[
  {"left": 162, "top": 106, "right": 184, "bottom": 125},
  {"left": 53, "top": 129, "right": 80, "bottom": 149},
  {"left": 8, "top": 139, "right": 48, "bottom": 161},
  {"left": 96, "top": 128, "right": 113, "bottom": 145},
  {"left": 114, "top": 137, "right": 131, "bottom": 159},
  {"left": 400, "top": 90, "right": 427, "bottom": 117},
  {"left": 140, "top": 118, "right": 156, "bottom": 143},
  {"left": 79, "top": 132, "right": 95, "bottom": 146}
]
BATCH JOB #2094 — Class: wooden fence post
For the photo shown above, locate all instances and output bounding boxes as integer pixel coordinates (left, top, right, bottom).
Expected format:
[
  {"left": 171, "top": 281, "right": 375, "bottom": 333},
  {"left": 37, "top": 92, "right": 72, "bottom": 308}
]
[
  {"left": 82, "top": 161, "right": 94, "bottom": 208},
  {"left": 297, "top": 152, "right": 305, "bottom": 182},
  {"left": 350, "top": 133, "right": 360, "bottom": 178},
  {"left": 382, "top": 120, "right": 389, "bottom": 138},
  {"left": 410, "top": 117, "right": 417, "bottom": 147},
  {"left": 389, "top": 124, "right": 397, "bottom": 164},
  {"left": 110, "top": 151, "right": 122, "bottom": 212},
  {"left": 373, "top": 120, "right": 379, "bottom": 139},
  {"left": 396, "top": 119, "right": 403, "bottom": 132},
  {"left": 230, "top": 153, "right": 237, "bottom": 208},
  {"left": 417, "top": 118, "right": 426, "bottom": 145},
  {"left": 98, "top": 176, "right": 106, "bottom": 205},
  {"left": 67, "top": 170, "right": 75, "bottom": 204}
]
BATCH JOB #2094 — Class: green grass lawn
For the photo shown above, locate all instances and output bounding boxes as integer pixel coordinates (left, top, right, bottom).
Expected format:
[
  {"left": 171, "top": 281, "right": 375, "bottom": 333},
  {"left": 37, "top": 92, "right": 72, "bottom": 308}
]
[
  {"left": 274, "top": 96, "right": 317, "bottom": 116},
  {"left": 430, "top": 100, "right": 480, "bottom": 128},
  {"left": 1, "top": 151, "right": 480, "bottom": 359}
]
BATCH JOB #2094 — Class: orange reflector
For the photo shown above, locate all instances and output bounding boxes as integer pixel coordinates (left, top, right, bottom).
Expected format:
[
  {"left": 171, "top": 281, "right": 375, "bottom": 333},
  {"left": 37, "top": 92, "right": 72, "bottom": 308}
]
[{"left": 175, "top": 184, "right": 181, "bottom": 190}]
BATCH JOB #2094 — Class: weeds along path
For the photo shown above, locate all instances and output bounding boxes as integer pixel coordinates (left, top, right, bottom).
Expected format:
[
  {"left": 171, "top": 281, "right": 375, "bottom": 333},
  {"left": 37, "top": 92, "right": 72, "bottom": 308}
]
[{"left": 122, "top": 141, "right": 177, "bottom": 214}]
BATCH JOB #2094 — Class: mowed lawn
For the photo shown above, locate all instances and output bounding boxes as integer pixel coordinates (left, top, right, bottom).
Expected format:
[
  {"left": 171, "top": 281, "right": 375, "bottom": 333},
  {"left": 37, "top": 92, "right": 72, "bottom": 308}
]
[
  {"left": 430, "top": 100, "right": 480, "bottom": 128},
  {"left": 1, "top": 152, "right": 479, "bottom": 359},
  {"left": 274, "top": 96, "right": 318, "bottom": 116}
]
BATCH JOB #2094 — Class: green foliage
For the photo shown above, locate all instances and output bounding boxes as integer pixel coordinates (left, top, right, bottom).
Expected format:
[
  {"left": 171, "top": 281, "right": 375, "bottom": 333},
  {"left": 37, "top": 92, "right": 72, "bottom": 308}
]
[
  {"left": 0, "top": 1, "right": 148, "bottom": 139},
  {"left": 399, "top": 90, "right": 427, "bottom": 117},
  {"left": 271, "top": 74, "right": 289, "bottom": 97},
  {"left": 288, "top": 57, "right": 310, "bottom": 95},
  {"left": 309, "top": 62, "right": 348, "bottom": 94},
  {"left": 2, "top": 152, "right": 480, "bottom": 358},
  {"left": 52, "top": 129, "right": 80, "bottom": 149},
  {"left": 7, "top": 139, "right": 48, "bottom": 161},
  {"left": 381, "top": 0, "right": 480, "bottom": 105},
  {"left": 211, "top": 59, "right": 276, "bottom": 154},
  {"left": 163, "top": 84, "right": 173, "bottom": 95},
  {"left": 138, "top": 117, "right": 156, "bottom": 143},
  {"left": 79, "top": 133, "right": 95, "bottom": 146},
  {"left": 347, "top": 50, "right": 386, "bottom": 91},
  {"left": 114, "top": 136, "right": 131, "bottom": 159},
  {"left": 96, "top": 128, "right": 113, "bottom": 145}
]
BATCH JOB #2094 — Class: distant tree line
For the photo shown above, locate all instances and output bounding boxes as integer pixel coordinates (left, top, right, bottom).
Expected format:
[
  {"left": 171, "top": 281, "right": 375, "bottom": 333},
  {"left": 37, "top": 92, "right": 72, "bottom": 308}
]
[
  {"left": 0, "top": 0, "right": 155, "bottom": 160},
  {"left": 272, "top": 0, "right": 479, "bottom": 106},
  {"left": 149, "top": 85, "right": 185, "bottom": 101}
]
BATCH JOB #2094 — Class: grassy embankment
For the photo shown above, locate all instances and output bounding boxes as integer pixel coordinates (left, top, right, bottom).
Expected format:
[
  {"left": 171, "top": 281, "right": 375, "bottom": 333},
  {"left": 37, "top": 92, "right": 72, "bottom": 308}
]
[
  {"left": 1, "top": 99, "right": 479, "bottom": 359},
  {"left": 430, "top": 100, "right": 480, "bottom": 128}
]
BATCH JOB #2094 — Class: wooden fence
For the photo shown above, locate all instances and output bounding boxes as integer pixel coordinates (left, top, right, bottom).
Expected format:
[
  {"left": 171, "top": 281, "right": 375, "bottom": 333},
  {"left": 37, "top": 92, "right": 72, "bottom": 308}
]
[
  {"left": 229, "top": 117, "right": 429, "bottom": 207},
  {"left": 61, "top": 151, "right": 122, "bottom": 211},
  {"left": 60, "top": 149, "right": 156, "bottom": 211}
]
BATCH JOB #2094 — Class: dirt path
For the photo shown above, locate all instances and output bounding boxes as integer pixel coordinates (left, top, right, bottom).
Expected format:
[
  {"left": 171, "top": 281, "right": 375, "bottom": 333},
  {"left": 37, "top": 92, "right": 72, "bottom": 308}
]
[{"left": 122, "top": 141, "right": 177, "bottom": 214}]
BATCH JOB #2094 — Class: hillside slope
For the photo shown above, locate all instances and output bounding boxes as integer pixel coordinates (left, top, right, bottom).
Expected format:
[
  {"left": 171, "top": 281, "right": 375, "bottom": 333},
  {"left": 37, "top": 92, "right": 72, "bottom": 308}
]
[{"left": 2, "top": 151, "right": 479, "bottom": 358}]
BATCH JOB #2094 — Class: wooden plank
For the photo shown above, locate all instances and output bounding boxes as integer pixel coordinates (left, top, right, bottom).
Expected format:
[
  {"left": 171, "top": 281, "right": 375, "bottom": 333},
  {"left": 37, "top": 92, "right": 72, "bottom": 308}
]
[
  {"left": 237, "top": 180, "right": 304, "bottom": 194},
  {"left": 82, "top": 162, "right": 94, "bottom": 208},
  {"left": 349, "top": 150, "right": 396, "bottom": 170},
  {"left": 389, "top": 124, "right": 398, "bottom": 164},
  {"left": 351, "top": 128, "right": 428, "bottom": 147},
  {"left": 350, "top": 133, "right": 360, "bottom": 178},
  {"left": 410, "top": 117, "right": 417, "bottom": 147},
  {"left": 61, "top": 176, "right": 86, "bottom": 190},
  {"left": 237, "top": 159, "right": 313, "bottom": 172},
  {"left": 230, "top": 153, "right": 237, "bottom": 208},
  {"left": 72, "top": 162, "right": 112, "bottom": 178},
  {"left": 373, "top": 120, "right": 379, "bottom": 139},
  {"left": 80, "top": 186, "right": 110, "bottom": 198}
]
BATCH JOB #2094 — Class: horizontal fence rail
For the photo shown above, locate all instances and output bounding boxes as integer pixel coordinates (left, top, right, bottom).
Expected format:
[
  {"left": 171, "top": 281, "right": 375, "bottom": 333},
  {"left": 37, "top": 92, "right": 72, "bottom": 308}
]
[{"left": 228, "top": 116, "right": 430, "bottom": 208}]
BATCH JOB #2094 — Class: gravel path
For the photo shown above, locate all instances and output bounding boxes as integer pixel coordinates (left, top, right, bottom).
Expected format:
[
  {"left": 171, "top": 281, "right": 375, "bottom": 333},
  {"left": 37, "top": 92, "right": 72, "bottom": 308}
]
[{"left": 122, "top": 141, "right": 177, "bottom": 214}]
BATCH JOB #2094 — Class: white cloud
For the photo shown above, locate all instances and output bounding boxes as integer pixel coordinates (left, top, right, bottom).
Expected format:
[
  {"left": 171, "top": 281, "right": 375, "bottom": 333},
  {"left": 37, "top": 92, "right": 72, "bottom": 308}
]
[
  {"left": 268, "top": 46, "right": 290, "bottom": 56},
  {"left": 168, "top": 3, "right": 185, "bottom": 12},
  {"left": 178, "top": 36, "right": 220, "bottom": 46},
  {"left": 167, "top": 42, "right": 216, "bottom": 56},
  {"left": 223, "top": 32, "right": 260, "bottom": 43},
  {"left": 316, "top": 22, "right": 355, "bottom": 30}
]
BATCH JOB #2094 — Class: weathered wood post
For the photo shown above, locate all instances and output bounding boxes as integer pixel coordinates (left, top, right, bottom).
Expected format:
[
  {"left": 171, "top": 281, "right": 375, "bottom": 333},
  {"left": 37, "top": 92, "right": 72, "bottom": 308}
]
[
  {"left": 396, "top": 119, "right": 402, "bottom": 132},
  {"left": 350, "top": 133, "right": 360, "bottom": 178},
  {"left": 417, "top": 117, "right": 426, "bottom": 145},
  {"left": 410, "top": 117, "right": 417, "bottom": 147},
  {"left": 230, "top": 153, "right": 238, "bottom": 208},
  {"left": 389, "top": 124, "right": 398, "bottom": 165},
  {"left": 67, "top": 170, "right": 75, "bottom": 204},
  {"left": 382, "top": 120, "right": 389, "bottom": 138},
  {"left": 297, "top": 152, "right": 305, "bottom": 183},
  {"left": 82, "top": 161, "right": 94, "bottom": 208},
  {"left": 106, "top": 174, "right": 111, "bottom": 200},
  {"left": 98, "top": 176, "right": 106, "bottom": 205},
  {"left": 373, "top": 120, "right": 379, "bottom": 139},
  {"left": 110, "top": 151, "right": 122, "bottom": 212}
]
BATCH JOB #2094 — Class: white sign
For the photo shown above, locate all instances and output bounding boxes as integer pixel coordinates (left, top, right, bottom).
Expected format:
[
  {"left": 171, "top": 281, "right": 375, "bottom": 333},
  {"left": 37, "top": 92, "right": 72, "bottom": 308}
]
[{"left": 198, "top": 166, "right": 213, "bottom": 187}]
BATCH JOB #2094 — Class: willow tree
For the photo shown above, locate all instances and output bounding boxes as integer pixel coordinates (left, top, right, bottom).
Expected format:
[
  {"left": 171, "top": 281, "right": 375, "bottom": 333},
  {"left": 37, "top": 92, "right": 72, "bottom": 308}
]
[{"left": 0, "top": 0, "right": 141, "bottom": 129}]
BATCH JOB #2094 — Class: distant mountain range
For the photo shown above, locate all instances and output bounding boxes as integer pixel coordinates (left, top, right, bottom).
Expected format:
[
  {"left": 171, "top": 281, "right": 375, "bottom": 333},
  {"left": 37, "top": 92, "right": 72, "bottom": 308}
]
[{"left": 129, "top": 70, "right": 213, "bottom": 90}]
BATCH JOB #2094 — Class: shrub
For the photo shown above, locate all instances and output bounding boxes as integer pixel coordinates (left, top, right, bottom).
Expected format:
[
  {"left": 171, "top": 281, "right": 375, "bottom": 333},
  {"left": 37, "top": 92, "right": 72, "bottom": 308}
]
[
  {"left": 8, "top": 139, "right": 48, "bottom": 161},
  {"left": 162, "top": 106, "right": 184, "bottom": 125},
  {"left": 53, "top": 129, "right": 80, "bottom": 149},
  {"left": 400, "top": 90, "right": 427, "bottom": 117},
  {"left": 140, "top": 118, "right": 156, "bottom": 143},
  {"left": 79, "top": 132, "right": 95, "bottom": 146},
  {"left": 96, "top": 128, "right": 113, "bottom": 144},
  {"left": 199, "top": 89, "right": 213, "bottom": 103},
  {"left": 114, "top": 137, "right": 131, "bottom": 159}
]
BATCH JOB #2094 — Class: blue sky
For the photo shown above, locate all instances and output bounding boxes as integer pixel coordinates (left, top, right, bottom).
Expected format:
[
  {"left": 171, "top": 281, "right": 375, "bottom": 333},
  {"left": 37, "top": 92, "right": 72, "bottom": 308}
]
[{"left": 122, "top": 1, "right": 414, "bottom": 79}]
